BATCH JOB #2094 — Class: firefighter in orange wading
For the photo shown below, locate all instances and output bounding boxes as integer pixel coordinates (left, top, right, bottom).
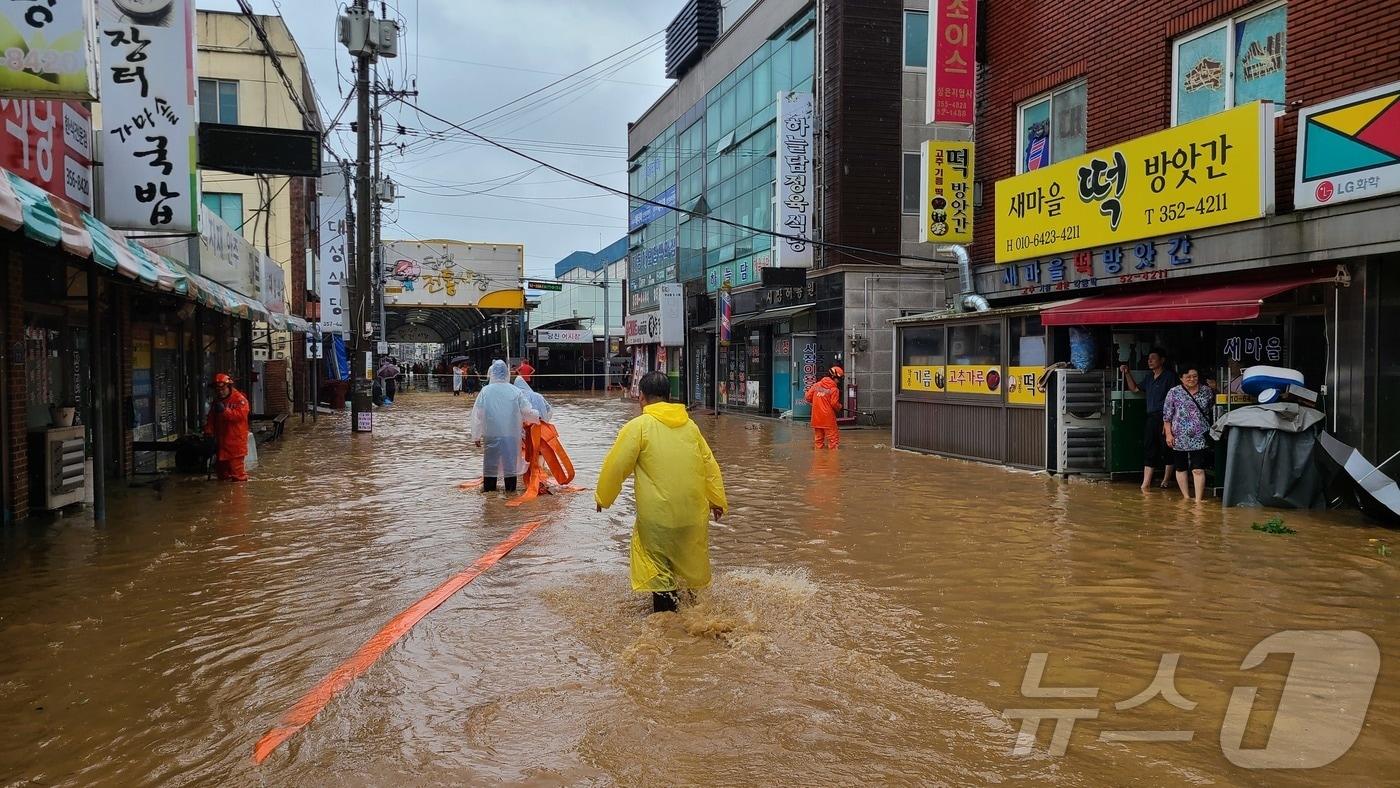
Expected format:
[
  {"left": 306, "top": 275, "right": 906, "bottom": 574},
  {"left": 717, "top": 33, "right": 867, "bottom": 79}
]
[
  {"left": 204, "top": 373, "right": 251, "bottom": 481},
  {"left": 805, "top": 365, "right": 843, "bottom": 450}
]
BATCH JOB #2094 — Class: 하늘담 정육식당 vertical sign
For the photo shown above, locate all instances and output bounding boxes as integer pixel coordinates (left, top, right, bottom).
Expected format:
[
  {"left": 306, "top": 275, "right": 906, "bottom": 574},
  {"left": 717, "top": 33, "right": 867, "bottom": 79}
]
[
  {"left": 994, "top": 101, "right": 1274, "bottom": 263},
  {"left": 776, "top": 90, "right": 813, "bottom": 268}
]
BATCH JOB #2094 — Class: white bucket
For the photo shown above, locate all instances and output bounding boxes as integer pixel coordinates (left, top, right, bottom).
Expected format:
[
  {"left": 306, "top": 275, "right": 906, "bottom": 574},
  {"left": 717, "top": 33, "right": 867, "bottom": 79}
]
[{"left": 50, "top": 406, "right": 76, "bottom": 427}]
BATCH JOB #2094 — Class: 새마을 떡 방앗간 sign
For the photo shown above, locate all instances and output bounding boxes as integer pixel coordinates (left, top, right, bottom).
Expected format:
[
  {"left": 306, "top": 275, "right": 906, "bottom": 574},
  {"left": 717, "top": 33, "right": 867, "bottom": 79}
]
[{"left": 995, "top": 102, "right": 1274, "bottom": 263}]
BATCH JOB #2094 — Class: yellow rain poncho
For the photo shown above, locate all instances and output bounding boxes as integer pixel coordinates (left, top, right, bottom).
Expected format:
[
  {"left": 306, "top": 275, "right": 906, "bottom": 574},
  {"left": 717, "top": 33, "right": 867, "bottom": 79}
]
[{"left": 595, "top": 402, "right": 728, "bottom": 592}]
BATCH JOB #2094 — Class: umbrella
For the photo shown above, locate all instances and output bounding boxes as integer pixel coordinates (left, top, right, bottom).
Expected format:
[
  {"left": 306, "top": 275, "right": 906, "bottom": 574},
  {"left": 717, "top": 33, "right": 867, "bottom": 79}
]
[
  {"left": 1317, "top": 432, "right": 1400, "bottom": 525},
  {"left": 450, "top": 356, "right": 470, "bottom": 364}
]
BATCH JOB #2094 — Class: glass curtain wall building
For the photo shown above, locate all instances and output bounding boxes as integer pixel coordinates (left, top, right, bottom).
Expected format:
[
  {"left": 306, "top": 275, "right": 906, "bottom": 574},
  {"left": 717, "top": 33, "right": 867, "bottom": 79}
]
[{"left": 627, "top": 8, "right": 816, "bottom": 308}]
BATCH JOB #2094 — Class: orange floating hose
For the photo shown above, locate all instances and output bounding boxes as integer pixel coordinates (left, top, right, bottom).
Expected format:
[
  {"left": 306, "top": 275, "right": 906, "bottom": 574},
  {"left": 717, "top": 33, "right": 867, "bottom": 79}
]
[{"left": 252, "top": 519, "right": 547, "bottom": 764}]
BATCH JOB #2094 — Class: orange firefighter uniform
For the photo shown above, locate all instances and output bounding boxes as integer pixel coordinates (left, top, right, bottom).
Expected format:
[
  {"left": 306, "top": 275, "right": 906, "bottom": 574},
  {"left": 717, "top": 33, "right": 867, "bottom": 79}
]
[
  {"left": 204, "top": 374, "right": 251, "bottom": 481},
  {"left": 805, "top": 366, "right": 843, "bottom": 449}
]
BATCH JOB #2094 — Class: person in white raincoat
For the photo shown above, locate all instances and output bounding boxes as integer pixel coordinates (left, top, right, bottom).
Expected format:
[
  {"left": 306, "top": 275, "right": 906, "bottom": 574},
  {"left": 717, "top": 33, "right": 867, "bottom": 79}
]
[
  {"left": 452, "top": 364, "right": 464, "bottom": 396},
  {"left": 472, "top": 360, "right": 539, "bottom": 492},
  {"left": 513, "top": 376, "right": 552, "bottom": 423}
]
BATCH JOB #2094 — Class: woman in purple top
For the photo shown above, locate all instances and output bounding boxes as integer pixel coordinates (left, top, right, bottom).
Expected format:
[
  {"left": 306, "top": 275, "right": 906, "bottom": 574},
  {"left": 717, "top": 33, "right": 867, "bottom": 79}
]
[{"left": 1162, "top": 366, "right": 1216, "bottom": 503}]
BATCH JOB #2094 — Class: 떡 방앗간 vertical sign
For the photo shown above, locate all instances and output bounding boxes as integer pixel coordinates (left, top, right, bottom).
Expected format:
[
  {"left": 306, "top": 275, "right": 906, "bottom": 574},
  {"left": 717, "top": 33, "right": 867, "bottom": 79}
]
[
  {"left": 0, "top": 1, "right": 98, "bottom": 98},
  {"left": 97, "top": 0, "right": 198, "bottom": 232},
  {"left": 318, "top": 161, "right": 349, "bottom": 335},
  {"left": 926, "top": 0, "right": 976, "bottom": 125},
  {"left": 920, "top": 140, "right": 974, "bottom": 244},
  {"left": 776, "top": 90, "right": 813, "bottom": 268}
]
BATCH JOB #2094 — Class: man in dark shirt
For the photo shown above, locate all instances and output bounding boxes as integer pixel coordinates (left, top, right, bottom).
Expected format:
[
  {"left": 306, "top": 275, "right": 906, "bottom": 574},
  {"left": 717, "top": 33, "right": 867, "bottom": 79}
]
[{"left": 1120, "top": 348, "right": 1178, "bottom": 492}]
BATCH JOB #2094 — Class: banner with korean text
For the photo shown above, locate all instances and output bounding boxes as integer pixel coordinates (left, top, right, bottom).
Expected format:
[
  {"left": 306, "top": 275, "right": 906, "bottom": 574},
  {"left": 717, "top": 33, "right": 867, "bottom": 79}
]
[
  {"left": 97, "top": 0, "right": 198, "bottom": 232},
  {"left": 0, "top": 1, "right": 98, "bottom": 98},
  {"left": 318, "top": 162, "right": 349, "bottom": 335},
  {"left": 775, "top": 90, "right": 813, "bottom": 268},
  {"left": 926, "top": 0, "right": 976, "bottom": 125},
  {"left": 920, "top": 140, "right": 974, "bottom": 244},
  {"left": 995, "top": 102, "right": 1274, "bottom": 263}
]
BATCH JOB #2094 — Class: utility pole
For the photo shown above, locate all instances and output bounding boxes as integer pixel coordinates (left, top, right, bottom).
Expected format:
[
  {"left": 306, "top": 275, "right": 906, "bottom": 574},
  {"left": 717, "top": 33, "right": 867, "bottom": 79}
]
[
  {"left": 372, "top": 69, "right": 384, "bottom": 366},
  {"left": 350, "top": 0, "right": 374, "bottom": 431}
]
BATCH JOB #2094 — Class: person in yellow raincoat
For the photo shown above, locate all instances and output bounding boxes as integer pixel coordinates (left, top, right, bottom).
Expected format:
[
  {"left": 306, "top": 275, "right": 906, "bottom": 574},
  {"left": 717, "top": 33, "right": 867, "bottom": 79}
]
[{"left": 596, "top": 371, "right": 728, "bottom": 613}]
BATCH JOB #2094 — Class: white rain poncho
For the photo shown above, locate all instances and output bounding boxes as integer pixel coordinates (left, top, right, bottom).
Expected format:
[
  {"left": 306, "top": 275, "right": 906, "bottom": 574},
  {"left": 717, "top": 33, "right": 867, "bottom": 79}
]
[
  {"left": 471, "top": 360, "right": 539, "bottom": 478},
  {"left": 513, "top": 376, "right": 552, "bottom": 422}
]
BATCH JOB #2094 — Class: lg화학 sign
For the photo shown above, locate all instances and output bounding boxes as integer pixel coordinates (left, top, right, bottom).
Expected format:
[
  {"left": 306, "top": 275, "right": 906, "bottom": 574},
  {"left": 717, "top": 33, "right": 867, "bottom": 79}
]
[
  {"left": 995, "top": 102, "right": 1274, "bottom": 263},
  {"left": 1295, "top": 80, "right": 1400, "bottom": 210}
]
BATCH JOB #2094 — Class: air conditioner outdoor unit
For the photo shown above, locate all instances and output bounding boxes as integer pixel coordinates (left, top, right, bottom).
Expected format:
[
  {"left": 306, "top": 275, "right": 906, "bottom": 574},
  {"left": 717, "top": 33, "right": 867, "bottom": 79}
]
[
  {"left": 30, "top": 426, "right": 86, "bottom": 510},
  {"left": 1049, "top": 368, "right": 1107, "bottom": 475}
]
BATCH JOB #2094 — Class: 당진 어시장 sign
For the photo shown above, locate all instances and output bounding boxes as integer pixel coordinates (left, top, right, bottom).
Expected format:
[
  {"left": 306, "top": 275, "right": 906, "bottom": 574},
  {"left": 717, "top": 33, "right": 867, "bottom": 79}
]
[
  {"left": 995, "top": 102, "right": 1274, "bottom": 263},
  {"left": 920, "top": 140, "right": 974, "bottom": 244},
  {"left": 97, "top": 0, "right": 198, "bottom": 232}
]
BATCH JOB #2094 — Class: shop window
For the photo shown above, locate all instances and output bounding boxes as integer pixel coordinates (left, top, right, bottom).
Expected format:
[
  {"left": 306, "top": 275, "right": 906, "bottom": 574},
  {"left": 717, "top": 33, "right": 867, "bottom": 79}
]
[
  {"left": 1172, "top": 3, "right": 1286, "bottom": 125},
  {"left": 902, "top": 326, "right": 946, "bottom": 366},
  {"left": 902, "top": 152, "right": 922, "bottom": 215},
  {"left": 1009, "top": 316, "right": 1046, "bottom": 366},
  {"left": 202, "top": 192, "right": 244, "bottom": 229},
  {"left": 904, "top": 10, "right": 928, "bottom": 69},
  {"left": 949, "top": 323, "right": 1001, "bottom": 365},
  {"left": 198, "top": 78, "right": 239, "bottom": 124},
  {"left": 1016, "top": 80, "right": 1087, "bottom": 173}
]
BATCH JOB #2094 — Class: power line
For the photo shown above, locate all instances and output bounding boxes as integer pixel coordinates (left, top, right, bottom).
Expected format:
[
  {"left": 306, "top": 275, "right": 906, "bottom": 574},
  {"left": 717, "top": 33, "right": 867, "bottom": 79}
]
[
  {"left": 232, "top": 0, "right": 341, "bottom": 164},
  {"left": 399, "top": 99, "right": 947, "bottom": 266}
]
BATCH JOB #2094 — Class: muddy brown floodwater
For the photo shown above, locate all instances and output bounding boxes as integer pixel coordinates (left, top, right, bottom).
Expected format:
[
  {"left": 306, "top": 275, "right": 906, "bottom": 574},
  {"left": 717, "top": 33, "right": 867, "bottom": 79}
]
[{"left": 1, "top": 392, "right": 1398, "bottom": 786}]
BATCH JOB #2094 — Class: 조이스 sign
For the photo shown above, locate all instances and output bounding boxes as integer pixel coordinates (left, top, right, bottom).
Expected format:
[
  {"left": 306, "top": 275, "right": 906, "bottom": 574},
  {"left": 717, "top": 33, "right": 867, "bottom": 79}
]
[
  {"left": 97, "top": 0, "right": 198, "bottom": 232},
  {"left": 0, "top": 0, "right": 98, "bottom": 98},
  {"left": 1294, "top": 80, "right": 1400, "bottom": 210},
  {"left": 926, "top": 0, "right": 976, "bottom": 125},
  {"left": 920, "top": 140, "right": 974, "bottom": 244},
  {"left": 995, "top": 101, "right": 1274, "bottom": 263},
  {"left": 776, "top": 90, "right": 813, "bottom": 268}
]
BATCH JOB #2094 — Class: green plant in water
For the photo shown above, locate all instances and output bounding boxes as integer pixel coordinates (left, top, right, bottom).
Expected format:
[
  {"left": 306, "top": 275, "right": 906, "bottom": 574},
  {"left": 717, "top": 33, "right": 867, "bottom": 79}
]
[
  {"left": 1379, "top": 544, "right": 1392, "bottom": 558},
  {"left": 1251, "top": 516, "right": 1295, "bottom": 535}
]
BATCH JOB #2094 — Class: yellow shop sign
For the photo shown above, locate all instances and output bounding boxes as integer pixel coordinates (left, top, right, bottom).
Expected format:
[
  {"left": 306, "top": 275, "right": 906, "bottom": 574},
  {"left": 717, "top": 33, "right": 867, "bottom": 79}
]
[
  {"left": 901, "top": 365, "right": 946, "bottom": 392},
  {"left": 994, "top": 102, "right": 1274, "bottom": 263}
]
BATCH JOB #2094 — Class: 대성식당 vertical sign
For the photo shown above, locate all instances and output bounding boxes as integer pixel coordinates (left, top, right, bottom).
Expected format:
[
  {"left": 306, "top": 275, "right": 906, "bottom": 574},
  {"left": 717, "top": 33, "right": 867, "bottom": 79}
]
[
  {"left": 0, "top": 0, "right": 98, "bottom": 98},
  {"left": 1295, "top": 80, "right": 1400, "bottom": 210},
  {"left": 776, "top": 90, "right": 813, "bottom": 268},
  {"left": 318, "top": 161, "right": 349, "bottom": 335},
  {"left": 926, "top": 0, "right": 976, "bottom": 125},
  {"left": 97, "top": 0, "right": 198, "bottom": 232},
  {"left": 995, "top": 101, "right": 1274, "bottom": 263},
  {"left": 920, "top": 140, "right": 974, "bottom": 244}
]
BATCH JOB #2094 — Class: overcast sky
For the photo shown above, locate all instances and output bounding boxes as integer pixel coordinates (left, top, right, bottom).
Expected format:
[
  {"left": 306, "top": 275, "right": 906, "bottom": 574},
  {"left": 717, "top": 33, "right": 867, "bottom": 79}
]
[{"left": 198, "top": 0, "right": 682, "bottom": 277}]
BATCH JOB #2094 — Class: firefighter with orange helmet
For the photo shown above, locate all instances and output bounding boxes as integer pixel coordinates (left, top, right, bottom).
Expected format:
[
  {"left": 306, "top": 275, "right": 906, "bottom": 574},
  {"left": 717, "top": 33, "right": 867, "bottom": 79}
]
[
  {"left": 804, "top": 365, "right": 843, "bottom": 450},
  {"left": 204, "top": 373, "right": 251, "bottom": 481}
]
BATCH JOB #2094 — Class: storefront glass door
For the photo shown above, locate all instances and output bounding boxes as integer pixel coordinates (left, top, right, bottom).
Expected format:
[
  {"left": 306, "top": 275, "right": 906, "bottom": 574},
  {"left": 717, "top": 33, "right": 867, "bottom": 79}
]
[
  {"left": 791, "top": 333, "right": 816, "bottom": 421},
  {"left": 771, "top": 336, "right": 792, "bottom": 412}
]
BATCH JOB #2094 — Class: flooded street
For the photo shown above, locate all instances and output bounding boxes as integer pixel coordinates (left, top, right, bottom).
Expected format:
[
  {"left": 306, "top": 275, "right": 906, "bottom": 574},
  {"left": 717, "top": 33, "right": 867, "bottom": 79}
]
[{"left": 1, "top": 392, "right": 1398, "bottom": 786}]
